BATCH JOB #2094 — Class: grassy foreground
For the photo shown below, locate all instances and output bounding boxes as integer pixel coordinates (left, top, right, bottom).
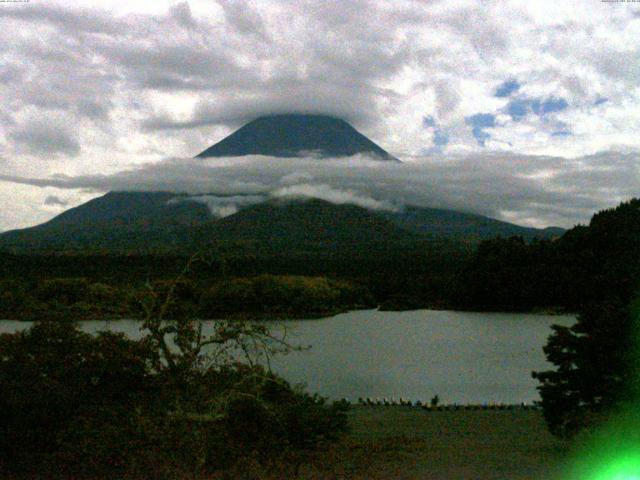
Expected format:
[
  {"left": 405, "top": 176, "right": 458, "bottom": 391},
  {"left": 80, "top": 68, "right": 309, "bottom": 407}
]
[{"left": 287, "top": 406, "right": 571, "bottom": 480}]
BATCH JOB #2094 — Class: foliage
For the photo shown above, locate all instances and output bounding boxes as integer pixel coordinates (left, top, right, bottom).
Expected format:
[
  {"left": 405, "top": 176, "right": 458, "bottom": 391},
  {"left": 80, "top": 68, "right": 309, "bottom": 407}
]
[
  {"left": 0, "top": 321, "right": 155, "bottom": 475},
  {"left": 200, "top": 274, "right": 373, "bottom": 318},
  {"left": 0, "top": 274, "right": 373, "bottom": 321},
  {"left": 0, "top": 263, "right": 349, "bottom": 478},
  {"left": 533, "top": 199, "right": 640, "bottom": 437},
  {"left": 533, "top": 300, "right": 637, "bottom": 437},
  {"left": 460, "top": 198, "right": 640, "bottom": 313}
]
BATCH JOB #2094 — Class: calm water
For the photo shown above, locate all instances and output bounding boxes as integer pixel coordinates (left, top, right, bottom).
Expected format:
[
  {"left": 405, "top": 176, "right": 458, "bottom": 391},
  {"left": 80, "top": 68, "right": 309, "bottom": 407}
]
[{"left": 0, "top": 309, "right": 574, "bottom": 404}]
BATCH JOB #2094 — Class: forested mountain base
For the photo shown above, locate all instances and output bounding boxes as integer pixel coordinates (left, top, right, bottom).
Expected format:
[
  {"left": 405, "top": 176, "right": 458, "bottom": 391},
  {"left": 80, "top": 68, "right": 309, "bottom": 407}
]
[{"left": 1, "top": 198, "right": 638, "bottom": 320}]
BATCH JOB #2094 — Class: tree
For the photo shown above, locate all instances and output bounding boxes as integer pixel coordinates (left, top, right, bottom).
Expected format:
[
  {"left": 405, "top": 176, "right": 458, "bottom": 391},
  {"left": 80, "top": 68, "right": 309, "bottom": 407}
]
[
  {"left": 532, "top": 199, "right": 640, "bottom": 438},
  {"left": 533, "top": 299, "right": 638, "bottom": 437},
  {"left": 0, "top": 321, "right": 154, "bottom": 475},
  {"left": 0, "top": 254, "right": 349, "bottom": 478}
]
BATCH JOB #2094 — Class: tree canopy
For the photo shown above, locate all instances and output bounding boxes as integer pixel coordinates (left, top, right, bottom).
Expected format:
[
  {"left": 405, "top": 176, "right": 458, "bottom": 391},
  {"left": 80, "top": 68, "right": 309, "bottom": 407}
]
[
  {"left": 533, "top": 199, "right": 640, "bottom": 437},
  {"left": 0, "top": 273, "right": 349, "bottom": 478}
]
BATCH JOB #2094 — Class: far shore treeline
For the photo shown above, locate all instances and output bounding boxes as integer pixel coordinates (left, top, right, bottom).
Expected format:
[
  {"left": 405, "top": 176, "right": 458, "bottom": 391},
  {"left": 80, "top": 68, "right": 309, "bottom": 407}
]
[{"left": 0, "top": 198, "right": 638, "bottom": 320}]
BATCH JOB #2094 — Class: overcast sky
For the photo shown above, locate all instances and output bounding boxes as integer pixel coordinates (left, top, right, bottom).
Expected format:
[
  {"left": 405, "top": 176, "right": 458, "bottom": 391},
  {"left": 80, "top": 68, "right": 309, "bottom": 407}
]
[{"left": 0, "top": 0, "right": 639, "bottom": 231}]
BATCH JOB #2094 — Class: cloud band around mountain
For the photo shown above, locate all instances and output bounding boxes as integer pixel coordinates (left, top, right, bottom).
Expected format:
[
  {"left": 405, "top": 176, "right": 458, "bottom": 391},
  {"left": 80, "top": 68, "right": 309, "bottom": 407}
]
[{"left": 1, "top": 151, "right": 637, "bottom": 229}]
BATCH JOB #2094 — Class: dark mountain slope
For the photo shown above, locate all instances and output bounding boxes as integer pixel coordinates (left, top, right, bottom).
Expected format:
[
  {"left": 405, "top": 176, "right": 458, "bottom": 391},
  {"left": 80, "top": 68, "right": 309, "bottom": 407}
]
[
  {"left": 36, "top": 191, "right": 210, "bottom": 227},
  {"left": 0, "top": 192, "right": 212, "bottom": 251},
  {"left": 196, "top": 114, "right": 399, "bottom": 161},
  {"left": 0, "top": 113, "right": 564, "bottom": 252},
  {"left": 187, "top": 199, "right": 416, "bottom": 247},
  {"left": 387, "top": 206, "right": 564, "bottom": 241},
  {"left": 0, "top": 193, "right": 564, "bottom": 252}
]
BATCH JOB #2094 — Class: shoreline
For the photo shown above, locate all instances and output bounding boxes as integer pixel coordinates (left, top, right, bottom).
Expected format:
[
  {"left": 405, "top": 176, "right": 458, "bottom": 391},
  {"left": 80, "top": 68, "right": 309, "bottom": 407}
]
[{"left": 0, "top": 305, "right": 577, "bottom": 322}]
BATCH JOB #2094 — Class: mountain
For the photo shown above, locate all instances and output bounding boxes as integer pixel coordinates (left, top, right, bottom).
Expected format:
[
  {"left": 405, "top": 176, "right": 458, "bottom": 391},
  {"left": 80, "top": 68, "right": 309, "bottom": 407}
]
[
  {"left": 196, "top": 114, "right": 399, "bottom": 161},
  {"left": 387, "top": 206, "right": 565, "bottom": 242},
  {"left": 0, "top": 191, "right": 563, "bottom": 253},
  {"left": 0, "top": 192, "right": 212, "bottom": 251},
  {"left": 188, "top": 199, "right": 417, "bottom": 247},
  {"left": 0, "top": 113, "right": 565, "bottom": 253}
]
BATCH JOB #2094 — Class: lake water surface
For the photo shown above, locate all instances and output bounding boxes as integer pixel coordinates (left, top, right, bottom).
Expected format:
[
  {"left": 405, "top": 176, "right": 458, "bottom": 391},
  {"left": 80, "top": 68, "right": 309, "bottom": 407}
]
[{"left": 0, "top": 309, "right": 575, "bottom": 404}]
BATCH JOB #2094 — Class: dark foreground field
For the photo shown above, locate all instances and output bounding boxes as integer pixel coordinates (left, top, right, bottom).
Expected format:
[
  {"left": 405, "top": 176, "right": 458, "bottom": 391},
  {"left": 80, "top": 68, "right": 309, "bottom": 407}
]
[{"left": 286, "top": 406, "right": 570, "bottom": 480}]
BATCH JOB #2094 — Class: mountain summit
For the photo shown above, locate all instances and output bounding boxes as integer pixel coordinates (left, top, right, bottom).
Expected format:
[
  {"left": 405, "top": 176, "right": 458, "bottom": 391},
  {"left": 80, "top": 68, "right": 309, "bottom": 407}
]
[{"left": 196, "top": 114, "right": 399, "bottom": 161}]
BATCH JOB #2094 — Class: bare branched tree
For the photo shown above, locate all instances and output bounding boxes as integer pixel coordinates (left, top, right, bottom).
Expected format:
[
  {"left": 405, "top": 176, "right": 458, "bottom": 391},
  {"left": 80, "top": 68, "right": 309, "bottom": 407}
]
[{"left": 135, "top": 251, "right": 306, "bottom": 399}]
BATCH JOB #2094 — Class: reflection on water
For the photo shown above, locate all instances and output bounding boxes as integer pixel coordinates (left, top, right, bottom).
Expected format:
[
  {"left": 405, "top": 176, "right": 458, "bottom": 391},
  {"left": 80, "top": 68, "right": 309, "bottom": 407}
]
[{"left": 0, "top": 309, "right": 574, "bottom": 404}]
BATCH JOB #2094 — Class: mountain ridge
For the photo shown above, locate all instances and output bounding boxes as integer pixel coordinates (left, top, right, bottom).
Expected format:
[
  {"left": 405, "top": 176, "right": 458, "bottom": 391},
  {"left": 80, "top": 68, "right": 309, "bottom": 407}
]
[{"left": 0, "top": 191, "right": 564, "bottom": 252}]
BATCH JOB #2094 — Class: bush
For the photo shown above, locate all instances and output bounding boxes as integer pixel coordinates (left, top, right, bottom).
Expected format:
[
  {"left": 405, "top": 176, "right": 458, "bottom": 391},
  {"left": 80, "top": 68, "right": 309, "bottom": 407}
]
[
  {"left": 199, "top": 274, "right": 369, "bottom": 318},
  {"left": 35, "top": 278, "right": 91, "bottom": 305},
  {"left": 0, "top": 321, "right": 154, "bottom": 475},
  {"left": 0, "top": 316, "right": 348, "bottom": 478}
]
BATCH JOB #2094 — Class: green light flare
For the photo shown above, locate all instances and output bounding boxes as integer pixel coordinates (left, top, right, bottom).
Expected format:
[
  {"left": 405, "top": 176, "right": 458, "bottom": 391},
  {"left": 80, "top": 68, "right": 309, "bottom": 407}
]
[
  {"left": 555, "top": 406, "right": 640, "bottom": 480},
  {"left": 561, "top": 431, "right": 640, "bottom": 480},
  {"left": 559, "top": 299, "right": 640, "bottom": 480},
  {"left": 591, "top": 455, "right": 640, "bottom": 480}
]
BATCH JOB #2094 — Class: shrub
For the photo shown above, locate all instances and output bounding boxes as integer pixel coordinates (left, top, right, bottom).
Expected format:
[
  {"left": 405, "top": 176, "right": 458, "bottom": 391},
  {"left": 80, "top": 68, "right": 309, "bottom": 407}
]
[{"left": 0, "top": 316, "right": 348, "bottom": 478}]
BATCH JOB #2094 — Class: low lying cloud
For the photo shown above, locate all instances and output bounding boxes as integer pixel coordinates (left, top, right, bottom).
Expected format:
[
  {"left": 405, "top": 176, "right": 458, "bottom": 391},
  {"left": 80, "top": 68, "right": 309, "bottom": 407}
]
[
  {"left": 270, "top": 184, "right": 399, "bottom": 213},
  {"left": 43, "top": 195, "right": 68, "bottom": 207},
  {"left": 1, "top": 151, "right": 638, "bottom": 228},
  {"left": 0, "top": 2, "right": 637, "bottom": 232},
  {"left": 169, "top": 194, "right": 264, "bottom": 218},
  {"left": 168, "top": 184, "right": 399, "bottom": 219}
]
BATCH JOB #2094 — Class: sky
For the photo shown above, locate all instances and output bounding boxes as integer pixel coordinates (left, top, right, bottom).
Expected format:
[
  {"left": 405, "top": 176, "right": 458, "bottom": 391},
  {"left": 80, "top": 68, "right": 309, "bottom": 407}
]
[{"left": 0, "top": 0, "right": 639, "bottom": 231}]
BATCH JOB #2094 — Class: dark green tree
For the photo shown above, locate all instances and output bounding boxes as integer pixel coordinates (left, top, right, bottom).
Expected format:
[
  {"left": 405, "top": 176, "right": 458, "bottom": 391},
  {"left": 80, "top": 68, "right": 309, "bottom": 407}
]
[
  {"left": 0, "top": 321, "right": 155, "bottom": 475},
  {"left": 533, "top": 299, "right": 638, "bottom": 437},
  {"left": 533, "top": 199, "right": 640, "bottom": 437}
]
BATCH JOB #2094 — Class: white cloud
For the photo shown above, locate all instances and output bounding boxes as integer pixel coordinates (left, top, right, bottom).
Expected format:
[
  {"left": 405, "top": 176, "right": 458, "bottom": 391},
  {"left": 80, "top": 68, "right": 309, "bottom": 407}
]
[
  {"left": 169, "top": 194, "right": 265, "bottom": 218},
  {"left": 9, "top": 115, "right": 81, "bottom": 157},
  {"left": 1, "top": 151, "right": 637, "bottom": 231},
  {"left": 270, "top": 184, "right": 399, "bottom": 212}
]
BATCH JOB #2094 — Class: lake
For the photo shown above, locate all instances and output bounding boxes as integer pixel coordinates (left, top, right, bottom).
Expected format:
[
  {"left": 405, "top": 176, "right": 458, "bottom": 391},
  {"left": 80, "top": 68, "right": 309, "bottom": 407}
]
[{"left": 0, "top": 309, "right": 574, "bottom": 404}]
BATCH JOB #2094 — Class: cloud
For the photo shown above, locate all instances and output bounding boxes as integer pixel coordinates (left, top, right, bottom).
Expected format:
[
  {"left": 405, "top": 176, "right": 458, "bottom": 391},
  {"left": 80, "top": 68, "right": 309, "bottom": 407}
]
[
  {"left": 0, "top": 3, "right": 123, "bottom": 35},
  {"left": 433, "top": 79, "right": 462, "bottom": 122},
  {"left": 9, "top": 118, "right": 81, "bottom": 157},
  {"left": 0, "top": 1, "right": 639, "bottom": 229},
  {"left": 0, "top": 184, "right": 97, "bottom": 232},
  {"left": 1, "top": 0, "right": 636, "bottom": 166},
  {"left": 1, "top": 151, "right": 637, "bottom": 229},
  {"left": 141, "top": 83, "right": 381, "bottom": 131},
  {"left": 168, "top": 2, "right": 197, "bottom": 30},
  {"left": 270, "top": 184, "right": 399, "bottom": 212},
  {"left": 217, "top": 0, "right": 268, "bottom": 40},
  {"left": 169, "top": 194, "right": 264, "bottom": 218},
  {"left": 43, "top": 195, "right": 68, "bottom": 207}
]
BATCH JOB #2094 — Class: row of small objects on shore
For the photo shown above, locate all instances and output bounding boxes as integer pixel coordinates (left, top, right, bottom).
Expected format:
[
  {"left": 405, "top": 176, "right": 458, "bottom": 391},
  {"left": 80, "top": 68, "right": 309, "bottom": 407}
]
[{"left": 336, "top": 398, "right": 541, "bottom": 410}]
